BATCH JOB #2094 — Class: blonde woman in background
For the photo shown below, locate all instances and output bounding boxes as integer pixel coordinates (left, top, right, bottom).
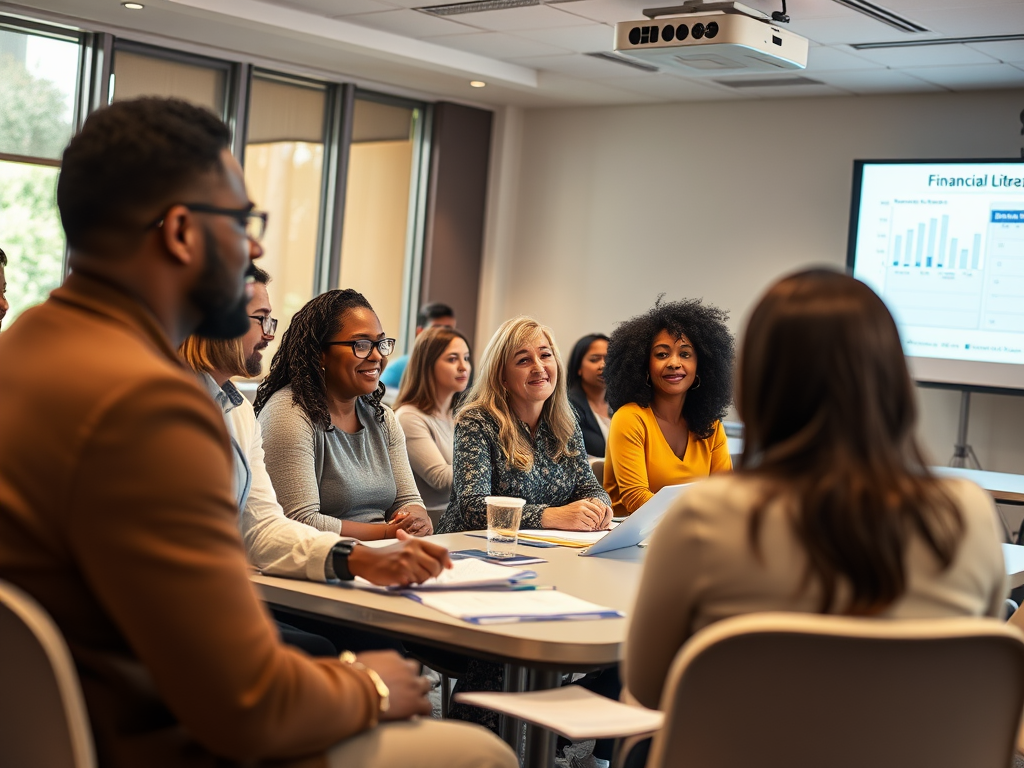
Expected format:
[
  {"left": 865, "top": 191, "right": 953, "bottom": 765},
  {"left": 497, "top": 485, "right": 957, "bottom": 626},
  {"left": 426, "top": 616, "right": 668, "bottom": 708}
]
[{"left": 394, "top": 326, "right": 473, "bottom": 526}]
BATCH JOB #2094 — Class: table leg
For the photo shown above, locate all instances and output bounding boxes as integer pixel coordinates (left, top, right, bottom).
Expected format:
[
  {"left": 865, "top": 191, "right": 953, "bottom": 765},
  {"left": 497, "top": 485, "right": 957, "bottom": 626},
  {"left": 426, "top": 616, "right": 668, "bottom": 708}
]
[
  {"left": 500, "top": 663, "right": 528, "bottom": 761},
  {"left": 524, "top": 669, "right": 562, "bottom": 768}
]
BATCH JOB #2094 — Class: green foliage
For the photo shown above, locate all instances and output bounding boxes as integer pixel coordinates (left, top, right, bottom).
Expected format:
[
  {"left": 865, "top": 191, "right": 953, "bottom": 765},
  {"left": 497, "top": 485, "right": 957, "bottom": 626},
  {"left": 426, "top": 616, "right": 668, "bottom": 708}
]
[
  {"left": 0, "top": 164, "right": 64, "bottom": 326},
  {"left": 0, "top": 51, "right": 71, "bottom": 328},
  {"left": 0, "top": 53, "right": 73, "bottom": 159}
]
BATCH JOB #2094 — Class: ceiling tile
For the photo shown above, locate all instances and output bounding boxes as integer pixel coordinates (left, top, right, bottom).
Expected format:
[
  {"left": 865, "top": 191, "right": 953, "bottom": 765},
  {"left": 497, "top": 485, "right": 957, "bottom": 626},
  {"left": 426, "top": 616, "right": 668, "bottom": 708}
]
[
  {"left": 900, "top": 62, "right": 1024, "bottom": 89},
  {"left": 512, "top": 23, "right": 616, "bottom": 53},
  {"left": 512, "top": 51, "right": 654, "bottom": 78},
  {"left": 266, "top": 0, "right": 401, "bottom": 15},
  {"left": 912, "top": 4, "right": 1024, "bottom": 37},
  {"left": 851, "top": 43, "right": 1001, "bottom": 68},
  {"left": 806, "top": 46, "right": 886, "bottom": 71},
  {"left": 426, "top": 30, "right": 570, "bottom": 57},
  {"left": 965, "top": 39, "right": 1024, "bottom": 64},
  {"left": 343, "top": 8, "right": 481, "bottom": 35},
  {"left": 530, "top": 0, "right": 641, "bottom": 26},
  {"left": 786, "top": 16, "right": 925, "bottom": 46},
  {"left": 599, "top": 73, "right": 740, "bottom": 100},
  {"left": 810, "top": 68, "right": 945, "bottom": 93},
  {"left": 461, "top": 4, "right": 594, "bottom": 31}
]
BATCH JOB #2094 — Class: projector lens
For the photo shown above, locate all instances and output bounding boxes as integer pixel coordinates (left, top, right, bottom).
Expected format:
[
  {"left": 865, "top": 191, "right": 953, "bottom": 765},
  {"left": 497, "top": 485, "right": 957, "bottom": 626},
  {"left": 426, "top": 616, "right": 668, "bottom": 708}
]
[
  {"left": 676, "top": 23, "right": 689, "bottom": 40},
  {"left": 662, "top": 24, "right": 674, "bottom": 41},
  {"left": 692, "top": 22, "right": 705, "bottom": 39},
  {"left": 705, "top": 21, "right": 719, "bottom": 38}
]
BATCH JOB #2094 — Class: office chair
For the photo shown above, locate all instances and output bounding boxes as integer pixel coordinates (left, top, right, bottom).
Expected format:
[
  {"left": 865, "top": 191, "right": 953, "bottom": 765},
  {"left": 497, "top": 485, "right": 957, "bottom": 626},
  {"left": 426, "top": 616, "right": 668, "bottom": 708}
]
[
  {"left": 640, "top": 612, "right": 1024, "bottom": 768},
  {"left": 0, "top": 579, "right": 97, "bottom": 768}
]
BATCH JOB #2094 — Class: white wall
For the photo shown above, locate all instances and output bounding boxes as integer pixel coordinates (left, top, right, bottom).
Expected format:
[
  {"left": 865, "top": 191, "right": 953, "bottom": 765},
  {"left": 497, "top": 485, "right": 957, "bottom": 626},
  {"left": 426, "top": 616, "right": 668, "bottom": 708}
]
[{"left": 480, "top": 88, "right": 1024, "bottom": 475}]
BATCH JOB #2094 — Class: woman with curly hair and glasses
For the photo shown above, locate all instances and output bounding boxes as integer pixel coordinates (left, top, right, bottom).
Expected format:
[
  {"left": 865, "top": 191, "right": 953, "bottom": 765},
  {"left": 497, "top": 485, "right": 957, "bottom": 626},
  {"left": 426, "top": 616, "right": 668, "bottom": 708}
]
[
  {"left": 254, "top": 289, "right": 433, "bottom": 541},
  {"left": 603, "top": 298, "right": 735, "bottom": 517}
]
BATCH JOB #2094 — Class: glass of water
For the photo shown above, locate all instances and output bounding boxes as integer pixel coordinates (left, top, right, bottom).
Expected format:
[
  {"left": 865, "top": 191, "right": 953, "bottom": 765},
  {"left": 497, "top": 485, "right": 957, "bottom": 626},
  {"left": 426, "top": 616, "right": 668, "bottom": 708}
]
[{"left": 485, "top": 496, "right": 526, "bottom": 558}]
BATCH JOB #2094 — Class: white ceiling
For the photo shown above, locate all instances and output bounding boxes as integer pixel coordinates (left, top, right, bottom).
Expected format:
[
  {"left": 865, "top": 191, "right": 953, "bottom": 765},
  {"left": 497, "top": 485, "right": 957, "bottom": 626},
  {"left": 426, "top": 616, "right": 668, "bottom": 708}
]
[{"left": 7, "top": 0, "right": 1024, "bottom": 108}]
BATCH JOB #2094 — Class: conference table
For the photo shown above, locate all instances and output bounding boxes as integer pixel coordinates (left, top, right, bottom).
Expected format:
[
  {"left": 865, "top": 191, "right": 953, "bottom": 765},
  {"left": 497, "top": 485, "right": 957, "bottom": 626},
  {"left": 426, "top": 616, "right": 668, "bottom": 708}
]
[
  {"left": 253, "top": 531, "right": 644, "bottom": 767},
  {"left": 254, "top": 528, "right": 1024, "bottom": 767}
]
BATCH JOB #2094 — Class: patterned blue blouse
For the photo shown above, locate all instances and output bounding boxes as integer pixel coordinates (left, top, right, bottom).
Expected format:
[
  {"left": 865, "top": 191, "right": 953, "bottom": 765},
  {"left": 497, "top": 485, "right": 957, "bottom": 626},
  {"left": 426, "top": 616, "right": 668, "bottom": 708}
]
[{"left": 436, "top": 408, "right": 611, "bottom": 533}]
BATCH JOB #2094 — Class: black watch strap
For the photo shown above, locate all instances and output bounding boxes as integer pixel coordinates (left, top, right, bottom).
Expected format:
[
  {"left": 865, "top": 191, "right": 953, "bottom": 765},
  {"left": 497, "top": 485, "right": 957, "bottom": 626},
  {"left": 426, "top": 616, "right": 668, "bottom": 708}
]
[{"left": 331, "top": 540, "right": 358, "bottom": 581}]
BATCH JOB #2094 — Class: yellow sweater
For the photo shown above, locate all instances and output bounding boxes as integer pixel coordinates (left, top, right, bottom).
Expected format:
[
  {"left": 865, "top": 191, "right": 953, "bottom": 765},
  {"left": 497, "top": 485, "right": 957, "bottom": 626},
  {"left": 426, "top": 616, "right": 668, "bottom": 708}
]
[{"left": 604, "top": 402, "right": 732, "bottom": 516}]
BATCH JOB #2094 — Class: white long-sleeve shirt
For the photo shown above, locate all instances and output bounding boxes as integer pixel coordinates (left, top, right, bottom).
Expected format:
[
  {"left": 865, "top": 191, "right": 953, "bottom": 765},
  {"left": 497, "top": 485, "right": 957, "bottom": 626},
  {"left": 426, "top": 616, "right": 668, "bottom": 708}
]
[{"left": 203, "top": 375, "right": 345, "bottom": 582}]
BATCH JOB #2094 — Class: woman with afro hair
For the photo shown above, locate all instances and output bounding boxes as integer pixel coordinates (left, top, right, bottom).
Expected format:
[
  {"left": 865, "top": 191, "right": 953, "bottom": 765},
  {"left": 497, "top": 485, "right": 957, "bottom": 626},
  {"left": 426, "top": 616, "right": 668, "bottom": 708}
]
[{"left": 603, "top": 297, "right": 735, "bottom": 516}]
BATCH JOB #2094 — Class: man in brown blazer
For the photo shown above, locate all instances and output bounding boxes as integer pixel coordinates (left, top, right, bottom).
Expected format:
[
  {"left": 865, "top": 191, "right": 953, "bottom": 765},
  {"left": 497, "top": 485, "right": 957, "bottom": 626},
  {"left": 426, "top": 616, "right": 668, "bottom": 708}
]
[{"left": 0, "top": 97, "right": 515, "bottom": 768}]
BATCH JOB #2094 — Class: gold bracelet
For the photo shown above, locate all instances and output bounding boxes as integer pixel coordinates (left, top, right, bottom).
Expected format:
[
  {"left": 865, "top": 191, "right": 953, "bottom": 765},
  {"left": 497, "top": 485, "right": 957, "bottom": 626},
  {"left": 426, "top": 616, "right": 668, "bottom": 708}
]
[{"left": 339, "top": 651, "right": 390, "bottom": 713}]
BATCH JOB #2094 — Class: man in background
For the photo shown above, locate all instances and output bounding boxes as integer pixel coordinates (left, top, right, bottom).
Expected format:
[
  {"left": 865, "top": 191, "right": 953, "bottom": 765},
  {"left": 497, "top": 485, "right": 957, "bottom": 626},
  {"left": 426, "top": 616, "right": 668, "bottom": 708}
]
[
  {"left": 380, "top": 300, "right": 457, "bottom": 396},
  {"left": 0, "top": 97, "right": 514, "bottom": 768}
]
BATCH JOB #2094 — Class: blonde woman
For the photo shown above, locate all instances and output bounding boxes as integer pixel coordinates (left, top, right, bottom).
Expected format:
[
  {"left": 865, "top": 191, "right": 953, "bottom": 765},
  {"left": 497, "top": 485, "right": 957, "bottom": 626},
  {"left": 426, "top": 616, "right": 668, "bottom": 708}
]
[{"left": 437, "top": 316, "right": 612, "bottom": 534}]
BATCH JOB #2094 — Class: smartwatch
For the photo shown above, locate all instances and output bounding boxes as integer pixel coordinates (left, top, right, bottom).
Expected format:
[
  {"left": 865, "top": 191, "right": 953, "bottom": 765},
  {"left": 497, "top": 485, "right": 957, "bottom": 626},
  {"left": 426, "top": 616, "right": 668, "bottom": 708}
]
[{"left": 330, "top": 540, "right": 358, "bottom": 581}]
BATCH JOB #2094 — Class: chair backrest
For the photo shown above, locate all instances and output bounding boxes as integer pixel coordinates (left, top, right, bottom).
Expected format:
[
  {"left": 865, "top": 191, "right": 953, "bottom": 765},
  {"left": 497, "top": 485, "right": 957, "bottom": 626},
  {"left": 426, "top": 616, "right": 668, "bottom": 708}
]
[
  {"left": 0, "top": 579, "right": 97, "bottom": 768},
  {"left": 648, "top": 612, "right": 1024, "bottom": 768}
]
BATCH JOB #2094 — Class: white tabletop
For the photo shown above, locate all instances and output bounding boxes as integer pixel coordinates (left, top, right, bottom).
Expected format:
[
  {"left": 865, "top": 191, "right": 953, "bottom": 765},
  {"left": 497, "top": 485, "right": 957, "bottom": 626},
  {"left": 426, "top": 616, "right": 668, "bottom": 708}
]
[
  {"left": 932, "top": 467, "right": 1024, "bottom": 505},
  {"left": 252, "top": 532, "right": 645, "bottom": 669}
]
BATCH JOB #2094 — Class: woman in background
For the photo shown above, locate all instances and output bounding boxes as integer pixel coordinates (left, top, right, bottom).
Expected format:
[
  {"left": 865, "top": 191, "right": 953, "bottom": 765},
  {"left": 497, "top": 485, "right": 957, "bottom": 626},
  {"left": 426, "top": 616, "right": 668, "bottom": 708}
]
[
  {"left": 603, "top": 298, "right": 734, "bottom": 516},
  {"left": 254, "top": 289, "right": 432, "bottom": 540},
  {"left": 394, "top": 326, "right": 473, "bottom": 525},
  {"left": 566, "top": 333, "right": 611, "bottom": 460},
  {"left": 625, "top": 270, "right": 1005, "bottom": 721}
]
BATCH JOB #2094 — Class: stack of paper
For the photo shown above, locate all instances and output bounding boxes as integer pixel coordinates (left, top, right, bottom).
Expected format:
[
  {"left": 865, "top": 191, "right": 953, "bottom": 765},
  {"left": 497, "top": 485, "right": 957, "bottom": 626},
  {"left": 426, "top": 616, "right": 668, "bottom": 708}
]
[
  {"left": 453, "top": 687, "right": 664, "bottom": 739},
  {"left": 407, "top": 589, "right": 623, "bottom": 624},
  {"left": 347, "top": 558, "right": 536, "bottom": 593}
]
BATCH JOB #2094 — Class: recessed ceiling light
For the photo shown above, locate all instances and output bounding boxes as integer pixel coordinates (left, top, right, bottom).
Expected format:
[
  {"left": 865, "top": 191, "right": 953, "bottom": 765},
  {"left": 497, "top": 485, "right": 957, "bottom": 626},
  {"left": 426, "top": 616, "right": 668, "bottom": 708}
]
[
  {"left": 122, "top": 2, "right": 144, "bottom": 8},
  {"left": 470, "top": 80, "right": 486, "bottom": 88}
]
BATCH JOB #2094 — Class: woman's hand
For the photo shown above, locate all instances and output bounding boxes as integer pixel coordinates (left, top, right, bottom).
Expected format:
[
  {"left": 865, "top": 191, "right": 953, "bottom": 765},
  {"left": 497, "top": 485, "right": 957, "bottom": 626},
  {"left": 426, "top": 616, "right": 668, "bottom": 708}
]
[
  {"left": 386, "top": 505, "right": 433, "bottom": 537},
  {"left": 540, "top": 498, "right": 613, "bottom": 531}
]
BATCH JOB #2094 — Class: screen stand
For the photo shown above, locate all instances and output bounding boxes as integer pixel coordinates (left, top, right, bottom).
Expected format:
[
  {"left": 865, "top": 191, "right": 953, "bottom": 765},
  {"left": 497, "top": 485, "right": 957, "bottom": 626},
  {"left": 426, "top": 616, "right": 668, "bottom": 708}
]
[{"left": 949, "top": 390, "right": 982, "bottom": 469}]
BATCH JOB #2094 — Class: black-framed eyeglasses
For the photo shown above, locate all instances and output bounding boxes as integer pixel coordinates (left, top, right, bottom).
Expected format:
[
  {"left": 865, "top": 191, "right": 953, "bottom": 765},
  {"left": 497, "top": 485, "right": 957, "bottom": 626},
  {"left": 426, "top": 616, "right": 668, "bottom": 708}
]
[
  {"left": 148, "top": 203, "right": 269, "bottom": 242},
  {"left": 324, "top": 338, "right": 397, "bottom": 359},
  {"left": 249, "top": 314, "right": 278, "bottom": 335}
]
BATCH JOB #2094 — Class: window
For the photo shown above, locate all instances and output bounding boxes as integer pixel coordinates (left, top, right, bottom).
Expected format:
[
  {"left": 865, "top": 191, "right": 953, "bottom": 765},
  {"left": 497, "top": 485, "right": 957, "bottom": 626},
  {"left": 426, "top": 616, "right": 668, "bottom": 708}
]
[
  {"left": 111, "top": 44, "right": 229, "bottom": 116},
  {"left": 338, "top": 94, "right": 425, "bottom": 349},
  {"left": 0, "top": 23, "right": 80, "bottom": 328},
  {"left": 244, "top": 72, "right": 327, "bottom": 366}
]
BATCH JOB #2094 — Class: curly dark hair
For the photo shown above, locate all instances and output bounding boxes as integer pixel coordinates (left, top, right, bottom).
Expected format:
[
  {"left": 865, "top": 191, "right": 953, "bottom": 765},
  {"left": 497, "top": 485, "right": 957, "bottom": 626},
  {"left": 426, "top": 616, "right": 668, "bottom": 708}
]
[
  {"left": 253, "top": 289, "right": 386, "bottom": 429},
  {"left": 58, "top": 97, "right": 231, "bottom": 252},
  {"left": 604, "top": 297, "right": 734, "bottom": 439}
]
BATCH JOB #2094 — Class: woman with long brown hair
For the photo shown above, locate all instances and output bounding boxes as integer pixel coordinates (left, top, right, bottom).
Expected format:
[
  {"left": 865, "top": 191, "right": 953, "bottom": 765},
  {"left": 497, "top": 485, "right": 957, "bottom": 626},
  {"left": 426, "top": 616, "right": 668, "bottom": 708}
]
[
  {"left": 625, "top": 269, "right": 1005, "bottom": 711},
  {"left": 394, "top": 326, "right": 473, "bottom": 522}
]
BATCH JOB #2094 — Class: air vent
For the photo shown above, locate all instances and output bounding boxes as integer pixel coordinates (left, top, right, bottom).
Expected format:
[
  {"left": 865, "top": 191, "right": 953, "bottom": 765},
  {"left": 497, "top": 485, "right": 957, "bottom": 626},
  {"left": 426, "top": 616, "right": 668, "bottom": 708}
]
[
  {"left": 585, "top": 51, "right": 660, "bottom": 72},
  {"left": 418, "top": 0, "right": 579, "bottom": 15},
  {"left": 830, "top": 0, "right": 928, "bottom": 33},
  {"left": 852, "top": 32, "right": 1024, "bottom": 50},
  {"left": 715, "top": 75, "right": 822, "bottom": 88}
]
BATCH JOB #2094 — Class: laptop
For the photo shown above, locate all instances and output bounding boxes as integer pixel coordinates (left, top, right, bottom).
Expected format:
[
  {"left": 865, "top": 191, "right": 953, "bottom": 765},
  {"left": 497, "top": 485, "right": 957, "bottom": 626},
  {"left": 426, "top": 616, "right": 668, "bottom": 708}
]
[{"left": 580, "top": 483, "right": 692, "bottom": 557}]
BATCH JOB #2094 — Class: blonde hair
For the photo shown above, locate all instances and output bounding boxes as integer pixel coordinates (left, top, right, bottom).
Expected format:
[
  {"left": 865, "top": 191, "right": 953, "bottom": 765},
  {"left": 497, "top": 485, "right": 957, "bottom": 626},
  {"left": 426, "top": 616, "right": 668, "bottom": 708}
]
[
  {"left": 458, "top": 316, "right": 578, "bottom": 471},
  {"left": 179, "top": 335, "right": 248, "bottom": 379}
]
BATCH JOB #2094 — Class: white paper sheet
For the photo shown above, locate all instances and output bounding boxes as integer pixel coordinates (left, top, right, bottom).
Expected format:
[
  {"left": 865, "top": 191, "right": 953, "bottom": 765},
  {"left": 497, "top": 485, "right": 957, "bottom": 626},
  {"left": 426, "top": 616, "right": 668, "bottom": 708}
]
[
  {"left": 408, "top": 589, "right": 623, "bottom": 624},
  {"left": 348, "top": 557, "right": 534, "bottom": 592},
  {"left": 453, "top": 687, "right": 663, "bottom": 739}
]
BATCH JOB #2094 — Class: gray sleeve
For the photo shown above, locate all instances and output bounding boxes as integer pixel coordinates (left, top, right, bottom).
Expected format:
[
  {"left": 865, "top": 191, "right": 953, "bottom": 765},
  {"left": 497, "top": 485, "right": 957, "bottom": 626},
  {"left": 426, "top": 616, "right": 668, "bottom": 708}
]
[
  {"left": 384, "top": 407, "right": 424, "bottom": 516},
  {"left": 257, "top": 393, "right": 342, "bottom": 535}
]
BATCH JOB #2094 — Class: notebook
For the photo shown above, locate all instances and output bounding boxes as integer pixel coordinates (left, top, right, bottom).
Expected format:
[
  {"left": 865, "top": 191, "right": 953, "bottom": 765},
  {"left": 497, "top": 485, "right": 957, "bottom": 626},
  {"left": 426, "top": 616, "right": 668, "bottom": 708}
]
[
  {"left": 407, "top": 589, "right": 623, "bottom": 624},
  {"left": 345, "top": 557, "right": 536, "bottom": 592},
  {"left": 580, "top": 483, "right": 691, "bottom": 556}
]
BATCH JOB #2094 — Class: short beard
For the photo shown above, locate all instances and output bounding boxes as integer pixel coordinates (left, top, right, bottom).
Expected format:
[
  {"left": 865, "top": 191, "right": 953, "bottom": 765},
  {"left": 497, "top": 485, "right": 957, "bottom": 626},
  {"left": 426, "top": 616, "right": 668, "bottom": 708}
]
[
  {"left": 191, "top": 228, "right": 252, "bottom": 340},
  {"left": 245, "top": 346, "right": 265, "bottom": 378}
]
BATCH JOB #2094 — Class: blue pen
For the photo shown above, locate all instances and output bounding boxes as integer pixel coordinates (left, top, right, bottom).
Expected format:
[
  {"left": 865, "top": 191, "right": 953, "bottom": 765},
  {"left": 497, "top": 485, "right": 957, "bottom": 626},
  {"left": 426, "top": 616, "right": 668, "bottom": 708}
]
[{"left": 509, "top": 585, "right": 556, "bottom": 591}]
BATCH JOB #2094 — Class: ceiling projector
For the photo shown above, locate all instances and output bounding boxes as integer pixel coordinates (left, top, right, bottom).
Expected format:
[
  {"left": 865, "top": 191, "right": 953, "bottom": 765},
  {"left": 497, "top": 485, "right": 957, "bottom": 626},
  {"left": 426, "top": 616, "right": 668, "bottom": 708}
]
[{"left": 614, "top": 1, "right": 808, "bottom": 75}]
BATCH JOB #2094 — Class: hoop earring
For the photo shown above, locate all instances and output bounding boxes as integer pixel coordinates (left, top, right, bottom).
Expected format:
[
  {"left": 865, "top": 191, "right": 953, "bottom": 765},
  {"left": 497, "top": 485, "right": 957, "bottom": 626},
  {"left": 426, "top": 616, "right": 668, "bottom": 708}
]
[{"left": 691, "top": 375, "right": 701, "bottom": 390}]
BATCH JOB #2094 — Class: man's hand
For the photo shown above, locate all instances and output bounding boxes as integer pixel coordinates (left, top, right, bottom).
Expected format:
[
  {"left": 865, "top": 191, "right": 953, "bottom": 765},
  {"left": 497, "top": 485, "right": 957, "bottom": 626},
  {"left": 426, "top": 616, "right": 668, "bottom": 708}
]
[
  {"left": 354, "top": 651, "right": 432, "bottom": 720},
  {"left": 347, "top": 530, "right": 452, "bottom": 586},
  {"left": 388, "top": 505, "right": 433, "bottom": 537}
]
